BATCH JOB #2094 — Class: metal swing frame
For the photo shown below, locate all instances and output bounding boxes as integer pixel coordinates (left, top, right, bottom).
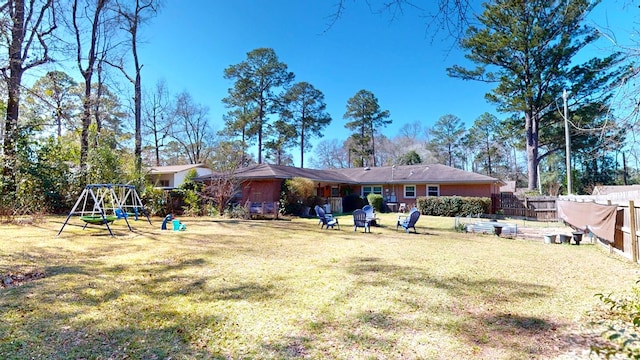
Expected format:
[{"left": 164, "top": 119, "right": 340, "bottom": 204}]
[{"left": 57, "top": 184, "right": 133, "bottom": 237}]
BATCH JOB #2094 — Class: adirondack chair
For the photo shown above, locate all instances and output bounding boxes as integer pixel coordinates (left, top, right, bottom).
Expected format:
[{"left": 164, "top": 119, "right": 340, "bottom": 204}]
[
  {"left": 362, "top": 205, "right": 379, "bottom": 226},
  {"left": 353, "top": 209, "right": 370, "bottom": 233},
  {"left": 316, "top": 205, "right": 339, "bottom": 230},
  {"left": 396, "top": 208, "right": 421, "bottom": 233}
]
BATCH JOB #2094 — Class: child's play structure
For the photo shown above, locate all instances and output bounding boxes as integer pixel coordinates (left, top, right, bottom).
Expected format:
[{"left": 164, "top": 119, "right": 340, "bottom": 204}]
[
  {"left": 57, "top": 184, "right": 151, "bottom": 237},
  {"left": 161, "top": 214, "right": 186, "bottom": 231}
]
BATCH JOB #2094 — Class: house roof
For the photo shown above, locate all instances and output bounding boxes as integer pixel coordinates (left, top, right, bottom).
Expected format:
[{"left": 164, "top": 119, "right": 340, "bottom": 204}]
[
  {"left": 592, "top": 184, "right": 640, "bottom": 195},
  {"left": 500, "top": 181, "right": 517, "bottom": 193},
  {"left": 336, "top": 164, "right": 501, "bottom": 184},
  {"left": 147, "top": 163, "right": 208, "bottom": 175},
  {"left": 195, "top": 163, "right": 502, "bottom": 185},
  {"left": 198, "top": 164, "right": 355, "bottom": 183}
]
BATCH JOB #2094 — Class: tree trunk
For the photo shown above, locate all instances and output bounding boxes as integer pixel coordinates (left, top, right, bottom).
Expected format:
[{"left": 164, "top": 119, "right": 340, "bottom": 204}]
[
  {"left": 2, "top": 0, "right": 26, "bottom": 197},
  {"left": 525, "top": 111, "right": 539, "bottom": 191},
  {"left": 371, "top": 122, "right": 376, "bottom": 167},
  {"left": 154, "top": 123, "right": 161, "bottom": 166},
  {"left": 75, "top": 0, "right": 106, "bottom": 177},
  {"left": 80, "top": 75, "right": 92, "bottom": 173},
  {"left": 258, "top": 101, "right": 264, "bottom": 164},
  {"left": 133, "top": 22, "right": 142, "bottom": 185},
  {"left": 300, "top": 108, "right": 305, "bottom": 168}
]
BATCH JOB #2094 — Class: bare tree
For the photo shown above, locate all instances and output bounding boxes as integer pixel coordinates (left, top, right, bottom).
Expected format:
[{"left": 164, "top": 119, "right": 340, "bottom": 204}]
[
  {"left": 1, "top": 0, "right": 58, "bottom": 196},
  {"left": 108, "top": 0, "right": 158, "bottom": 182},
  {"left": 311, "top": 138, "right": 350, "bottom": 169},
  {"left": 142, "top": 79, "right": 172, "bottom": 166},
  {"left": 327, "top": 0, "right": 473, "bottom": 41},
  {"left": 71, "top": 0, "right": 114, "bottom": 175},
  {"left": 171, "top": 91, "right": 212, "bottom": 164}
]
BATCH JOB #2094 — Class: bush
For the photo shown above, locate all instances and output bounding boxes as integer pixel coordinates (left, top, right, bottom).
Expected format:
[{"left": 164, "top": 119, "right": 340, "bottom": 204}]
[
  {"left": 417, "top": 196, "right": 490, "bottom": 217},
  {"left": 228, "top": 204, "right": 249, "bottom": 219},
  {"left": 141, "top": 186, "right": 166, "bottom": 216},
  {"left": 204, "top": 203, "right": 219, "bottom": 217},
  {"left": 280, "top": 177, "right": 316, "bottom": 216},
  {"left": 181, "top": 189, "right": 202, "bottom": 216},
  {"left": 591, "top": 287, "right": 640, "bottom": 358},
  {"left": 343, "top": 193, "right": 366, "bottom": 213},
  {"left": 367, "top": 193, "right": 384, "bottom": 212}
]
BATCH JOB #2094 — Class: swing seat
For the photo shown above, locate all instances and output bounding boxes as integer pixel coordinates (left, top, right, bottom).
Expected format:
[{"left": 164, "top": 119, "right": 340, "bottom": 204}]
[{"left": 80, "top": 215, "right": 117, "bottom": 225}]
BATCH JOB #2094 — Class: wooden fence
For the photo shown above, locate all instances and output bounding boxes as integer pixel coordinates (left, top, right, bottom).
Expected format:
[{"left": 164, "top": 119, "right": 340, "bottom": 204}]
[
  {"left": 560, "top": 194, "right": 640, "bottom": 263},
  {"left": 492, "top": 194, "right": 558, "bottom": 221}
]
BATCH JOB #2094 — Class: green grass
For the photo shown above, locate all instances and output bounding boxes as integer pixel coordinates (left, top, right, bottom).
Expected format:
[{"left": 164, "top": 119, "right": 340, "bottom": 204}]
[{"left": 1, "top": 213, "right": 637, "bottom": 359}]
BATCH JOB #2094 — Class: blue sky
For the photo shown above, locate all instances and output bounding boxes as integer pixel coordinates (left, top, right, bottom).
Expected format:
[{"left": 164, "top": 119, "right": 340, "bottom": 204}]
[
  {"left": 135, "top": 1, "right": 499, "bottom": 163},
  {"left": 47, "top": 0, "right": 636, "bottom": 166}
]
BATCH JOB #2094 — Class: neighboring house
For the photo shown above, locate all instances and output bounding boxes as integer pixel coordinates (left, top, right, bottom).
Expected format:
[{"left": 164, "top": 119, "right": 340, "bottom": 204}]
[
  {"left": 500, "top": 181, "right": 517, "bottom": 194},
  {"left": 592, "top": 185, "right": 640, "bottom": 196},
  {"left": 196, "top": 163, "right": 503, "bottom": 212},
  {"left": 147, "top": 164, "right": 212, "bottom": 189}
]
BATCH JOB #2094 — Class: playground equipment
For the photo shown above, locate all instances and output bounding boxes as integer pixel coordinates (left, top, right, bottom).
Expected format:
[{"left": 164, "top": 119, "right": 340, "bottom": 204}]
[
  {"left": 161, "top": 214, "right": 186, "bottom": 231},
  {"left": 161, "top": 214, "right": 173, "bottom": 230},
  {"left": 114, "top": 184, "right": 152, "bottom": 224},
  {"left": 57, "top": 184, "right": 150, "bottom": 237}
]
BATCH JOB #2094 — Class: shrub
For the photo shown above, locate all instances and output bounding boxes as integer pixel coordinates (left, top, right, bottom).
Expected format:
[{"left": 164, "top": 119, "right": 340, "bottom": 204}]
[
  {"left": 181, "top": 189, "right": 202, "bottom": 216},
  {"left": 417, "top": 196, "right": 490, "bottom": 217},
  {"left": 287, "top": 177, "right": 315, "bottom": 199},
  {"left": 367, "top": 193, "right": 384, "bottom": 212},
  {"left": 591, "top": 287, "right": 640, "bottom": 358},
  {"left": 280, "top": 177, "right": 316, "bottom": 216},
  {"left": 204, "top": 203, "right": 219, "bottom": 217},
  {"left": 343, "top": 193, "right": 366, "bottom": 213},
  {"left": 141, "top": 186, "right": 166, "bottom": 216},
  {"left": 228, "top": 204, "right": 249, "bottom": 219}
]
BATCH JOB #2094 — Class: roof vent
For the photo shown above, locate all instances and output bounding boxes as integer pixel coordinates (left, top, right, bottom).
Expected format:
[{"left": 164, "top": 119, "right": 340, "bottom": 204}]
[{"left": 364, "top": 167, "right": 370, "bottom": 171}]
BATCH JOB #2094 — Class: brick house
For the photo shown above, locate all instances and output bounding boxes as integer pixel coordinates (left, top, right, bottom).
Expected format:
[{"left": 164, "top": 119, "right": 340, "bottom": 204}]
[{"left": 196, "top": 163, "right": 503, "bottom": 213}]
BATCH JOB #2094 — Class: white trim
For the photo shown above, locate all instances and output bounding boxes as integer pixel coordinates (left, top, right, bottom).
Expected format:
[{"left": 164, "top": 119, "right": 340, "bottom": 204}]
[
  {"left": 404, "top": 184, "right": 417, "bottom": 198},
  {"left": 362, "top": 185, "right": 383, "bottom": 197},
  {"left": 426, "top": 184, "right": 440, "bottom": 197}
]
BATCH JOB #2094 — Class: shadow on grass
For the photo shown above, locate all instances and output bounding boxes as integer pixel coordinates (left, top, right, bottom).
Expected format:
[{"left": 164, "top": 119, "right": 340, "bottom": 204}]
[
  {"left": 346, "top": 256, "right": 551, "bottom": 299},
  {"left": 315, "top": 256, "right": 564, "bottom": 357},
  {"left": 212, "top": 282, "right": 276, "bottom": 301},
  {"left": 0, "top": 307, "right": 226, "bottom": 359},
  {"left": 261, "top": 336, "right": 311, "bottom": 359}
]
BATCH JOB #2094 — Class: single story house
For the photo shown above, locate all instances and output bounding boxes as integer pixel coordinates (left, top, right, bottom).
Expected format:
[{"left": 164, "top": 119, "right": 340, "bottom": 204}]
[
  {"left": 592, "top": 185, "right": 640, "bottom": 196},
  {"left": 147, "top": 164, "right": 212, "bottom": 189},
  {"left": 195, "top": 163, "right": 503, "bottom": 213}
]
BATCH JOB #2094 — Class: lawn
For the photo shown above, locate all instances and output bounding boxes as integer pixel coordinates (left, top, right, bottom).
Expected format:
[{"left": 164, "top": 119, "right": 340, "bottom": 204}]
[{"left": 1, "top": 213, "right": 639, "bottom": 359}]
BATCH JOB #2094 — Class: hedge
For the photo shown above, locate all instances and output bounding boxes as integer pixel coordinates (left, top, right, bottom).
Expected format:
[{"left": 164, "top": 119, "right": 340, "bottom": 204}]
[
  {"left": 366, "top": 194, "right": 384, "bottom": 212},
  {"left": 416, "top": 196, "right": 490, "bottom": 217}
]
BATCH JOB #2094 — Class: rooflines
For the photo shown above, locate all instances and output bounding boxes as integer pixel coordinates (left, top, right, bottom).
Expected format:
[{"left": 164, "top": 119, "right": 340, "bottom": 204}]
[
  {"left": 147, "top": 163, "right": 207, "bottom": 175},
  {"left": 195, "top": 163, "right": 502, "bottom": 185}
]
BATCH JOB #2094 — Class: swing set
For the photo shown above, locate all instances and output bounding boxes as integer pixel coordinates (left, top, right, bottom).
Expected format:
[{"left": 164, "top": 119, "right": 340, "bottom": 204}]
[{"left": 57, "top": 184, "right": 151, "bottom": 237}]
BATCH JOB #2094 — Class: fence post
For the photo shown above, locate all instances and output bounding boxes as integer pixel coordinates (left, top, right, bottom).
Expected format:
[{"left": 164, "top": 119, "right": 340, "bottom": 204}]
[{"left": 630, "top": 200, "right": 638, "bottom": 263}]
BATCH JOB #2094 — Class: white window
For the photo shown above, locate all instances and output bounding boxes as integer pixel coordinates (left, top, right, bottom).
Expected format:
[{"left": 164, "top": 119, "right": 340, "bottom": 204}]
[
  {"left": 159, "top": 180, "right": 170, "bottom": 187},
  {"left": 362, "top": 185, "right": 382, "bottom": 197},
  {"left": 427, "top": 185, "right": 439, "bottom": 197},
  {"left": 404, "top": 185, "right": 416, "bottom": 198}
]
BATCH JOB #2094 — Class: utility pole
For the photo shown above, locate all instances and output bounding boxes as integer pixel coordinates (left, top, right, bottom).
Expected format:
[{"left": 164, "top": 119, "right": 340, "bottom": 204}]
[{"left": 563, "top": 89, "right": 572, "bottom": 195}]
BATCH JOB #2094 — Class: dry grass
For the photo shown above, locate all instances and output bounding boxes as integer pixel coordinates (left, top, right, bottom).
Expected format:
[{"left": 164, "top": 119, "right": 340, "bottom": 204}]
[{"left": 1, "top": 213, "right": 639, "bottom": 359}]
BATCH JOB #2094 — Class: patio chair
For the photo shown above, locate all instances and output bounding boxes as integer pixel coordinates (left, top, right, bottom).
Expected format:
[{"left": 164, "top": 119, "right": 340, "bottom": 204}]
[
  {"left": 315, "top": 205, "right": 335, "bottom": 226},
  {"left": 396, "top": 208, "right": 421, "bottom": 233},
  {"left": 362, "top": 205, "right": 379, "bottom": 226},
  {"left": 353, "top": 209, "right": 370, "bottom": 233},
  {"left": 316, "top": 205, "right": 339, "bottom": 230}
]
